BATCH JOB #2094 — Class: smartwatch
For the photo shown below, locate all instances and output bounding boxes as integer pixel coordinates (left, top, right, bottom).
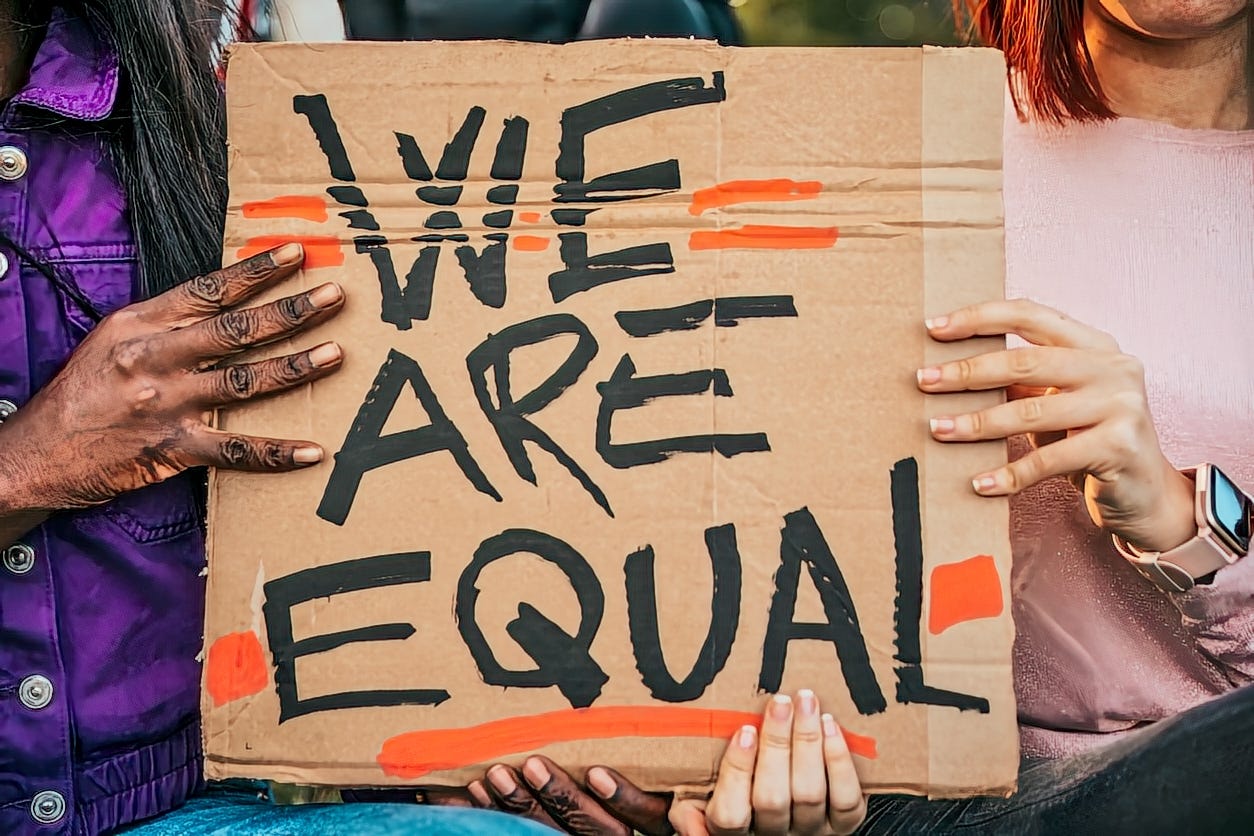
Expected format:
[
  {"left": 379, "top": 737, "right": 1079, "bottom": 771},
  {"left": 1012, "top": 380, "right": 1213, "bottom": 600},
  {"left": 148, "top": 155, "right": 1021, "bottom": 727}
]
[{"left": 1113, "top": 463, "right": 1252, "bottom": 593}]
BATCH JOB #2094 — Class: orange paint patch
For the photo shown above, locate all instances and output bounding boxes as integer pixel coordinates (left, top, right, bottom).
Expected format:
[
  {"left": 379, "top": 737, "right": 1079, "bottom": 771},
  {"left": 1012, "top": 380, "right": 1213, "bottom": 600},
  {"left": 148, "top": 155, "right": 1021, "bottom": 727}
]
[
  {"left": 512, "top": 235, "right": 550, "bottom": 252},
  {"left": 377, "top": 705, "right": 876, "bottom": 779},
  {"left": 689, "top": 179, "right": 822, "bottom": 216},
  {"left": 242, "top": 195, "right": 328, "bottom": 222},
  {"left": 205, "top": 630, "right": 268, "bottom": 707},
  {"left": 929, "top": 555, "right": 1004, "bottom": 635},
  {"left": 689, "top": 225, "right": 839, "bottom": 251},
  {"left": 237, "top": 236, "right": 345, "bottom": 269},
  {"left": 517, "top": 211, "right": 542, "bottom": 223}
]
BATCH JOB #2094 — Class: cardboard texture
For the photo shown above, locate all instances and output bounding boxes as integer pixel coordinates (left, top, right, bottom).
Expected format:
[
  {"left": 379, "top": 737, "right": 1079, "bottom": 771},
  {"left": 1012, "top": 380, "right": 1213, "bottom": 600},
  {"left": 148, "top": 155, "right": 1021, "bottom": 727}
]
[{"left": 204, "top": 39, "right": 1016, "bottom": 797}]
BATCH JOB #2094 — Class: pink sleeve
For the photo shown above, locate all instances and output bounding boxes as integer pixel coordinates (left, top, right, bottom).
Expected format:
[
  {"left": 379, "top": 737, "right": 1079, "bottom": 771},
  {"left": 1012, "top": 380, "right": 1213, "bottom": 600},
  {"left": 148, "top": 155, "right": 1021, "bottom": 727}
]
[{"left": 1172, "top": 554, "right": 1254, "bottom": 685}]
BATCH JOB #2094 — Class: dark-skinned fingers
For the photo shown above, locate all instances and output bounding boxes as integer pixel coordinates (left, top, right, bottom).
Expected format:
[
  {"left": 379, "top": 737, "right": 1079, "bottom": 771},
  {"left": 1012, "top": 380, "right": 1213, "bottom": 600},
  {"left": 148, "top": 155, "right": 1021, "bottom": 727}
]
[
  {"left": 972, "top": 432, "right": 1107, "bottom": 496},
  {"left": 751, "top": 694, "right": 794, "bottom": 836},
  {"left": 168, "top": 281, "right": 343, "bottom": 366},
  {"left": 467, "top": 781, "right": 497, "bottom": 810},
  {"left": 142, "top": 243, "right": 306, "bottom": 328},
  {"left": 198, "top": 342, "right": 342, "bottom": 407},
  {"left": 484, "top": 765, "right": 563, "bottom": 831},
  {"left": 926, "top": 299, "right": 1120, "bottom": 352},
  {"left": 186, "top": 427, "right": 323, "bottom": 472},
  {"left": 585, "top": 766, "right": 674, "bottom": 836},
  {"left": 789, "top": 690, "right": 828, "bottom": 836},
  {"left": 917, "top": 346, "right": 1100, "bottom": 394},
  {"left": 929, "top": 391, "right": 1102, "bottom": 443},
  {"left": 705, "top": 725, "right": 757, "bottom": 836},
  {"left": 522, "top": 756, "right": 631, "bottom": 836},
  {"left": 822, "top": 715, "right": 867, "bottom": 836}
]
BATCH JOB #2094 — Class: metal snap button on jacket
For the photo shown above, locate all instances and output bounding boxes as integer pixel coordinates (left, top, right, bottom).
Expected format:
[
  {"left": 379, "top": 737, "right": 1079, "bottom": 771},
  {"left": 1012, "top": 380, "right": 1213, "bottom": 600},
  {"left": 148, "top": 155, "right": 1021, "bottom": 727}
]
[
  {"left": 30, "top": 790, "right": 66, "bottom": 824},
  {"left": 3, "top": 543, "right": 34, "bottom": 575},
  {"left": 0, "top": 146, "right": 28, "bottom": 181},
  {"left": 19, "top": 675, "right": 53, "bottom": 710},
  {"left": 0, "top": 398, "right": 15, "bottom": 422},
  {"left": 0, "top": 252, "right": 9, "bottom": 278}
]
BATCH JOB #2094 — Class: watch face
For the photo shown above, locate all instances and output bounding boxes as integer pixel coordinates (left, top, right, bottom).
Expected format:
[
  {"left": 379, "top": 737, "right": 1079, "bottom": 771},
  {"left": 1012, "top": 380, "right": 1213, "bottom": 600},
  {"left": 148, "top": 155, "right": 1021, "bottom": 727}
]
[{"left": 1209, "top": 466, "right": 1251, "bottom": 556}]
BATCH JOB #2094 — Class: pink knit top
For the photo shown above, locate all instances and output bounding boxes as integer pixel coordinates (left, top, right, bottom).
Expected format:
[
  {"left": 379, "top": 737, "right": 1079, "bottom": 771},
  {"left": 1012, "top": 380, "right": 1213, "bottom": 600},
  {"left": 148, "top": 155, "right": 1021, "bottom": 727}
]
[{"left": 1003, "top": 101, "right": 1254, "bottom": 758}]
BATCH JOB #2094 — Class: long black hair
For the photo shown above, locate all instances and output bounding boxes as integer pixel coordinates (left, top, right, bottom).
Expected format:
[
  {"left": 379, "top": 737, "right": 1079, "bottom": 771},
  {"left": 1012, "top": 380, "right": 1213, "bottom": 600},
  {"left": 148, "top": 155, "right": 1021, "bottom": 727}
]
[{"left": 76, "top": 0, "right": 230, "bottom": 297}]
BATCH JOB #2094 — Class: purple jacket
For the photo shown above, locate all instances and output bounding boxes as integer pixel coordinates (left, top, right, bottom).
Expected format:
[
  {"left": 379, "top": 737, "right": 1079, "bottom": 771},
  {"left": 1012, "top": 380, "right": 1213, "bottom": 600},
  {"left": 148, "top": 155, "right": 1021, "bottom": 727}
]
[{"left": 0, "top": 11, "right": 205, "bottom": 834}]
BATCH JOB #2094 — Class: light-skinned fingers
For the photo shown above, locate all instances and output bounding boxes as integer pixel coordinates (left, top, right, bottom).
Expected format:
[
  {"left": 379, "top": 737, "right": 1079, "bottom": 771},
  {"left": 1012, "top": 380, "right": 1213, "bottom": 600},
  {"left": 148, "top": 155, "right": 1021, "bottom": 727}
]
[
  {"left": 145, "top": 243, "right": 305, "bottom": 327},
  {"left": 198, "top": 342, "right": 342, "bottom": 406},
  {"left": 917, "top": 346, "right": 1098, "bottom": 394},
  {"left": 171, "top": 282, "right": 343, "bottom": 364},
  {"left": 188, "top": 428, "right": 323, "bottom": 472},
  {"left": 484, "top": 765, "right": 562, "bottom": 830},
  {"left": 586, "top": 766, "right": 674, "bottom": 836},
  {"left": 929, "top": 391, "right": 1102, "bottom": 443},
  {"left": 669, "top": 799, "right": 711, "bottom": 836},
  {"left": 522, "top": 756, "right": 631, "bottom": 836},
  {"left": 705, "top": 725, "right": 757, "bottom": 836},
  {"left": 751, "top": 694, "right": 794, "bottom": 835},
  {"left": 926, "top": 299, "right": 1118, "bottom": 351},
  {"left": 972, "top": 432, "right": 1104, "bottom": 496},
  {"left": 789, "top": 690, "right": 828, "bottom": 835},
  {"left": 822, "top": 715, "right": 867, "bottom": 835}
]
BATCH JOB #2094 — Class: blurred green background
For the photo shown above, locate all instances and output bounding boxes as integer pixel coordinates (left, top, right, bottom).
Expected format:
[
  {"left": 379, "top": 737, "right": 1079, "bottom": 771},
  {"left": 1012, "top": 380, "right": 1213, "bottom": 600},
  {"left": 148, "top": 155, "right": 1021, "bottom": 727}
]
[{"left": 736, "top": 0, "right": 964, "bottom": 46}]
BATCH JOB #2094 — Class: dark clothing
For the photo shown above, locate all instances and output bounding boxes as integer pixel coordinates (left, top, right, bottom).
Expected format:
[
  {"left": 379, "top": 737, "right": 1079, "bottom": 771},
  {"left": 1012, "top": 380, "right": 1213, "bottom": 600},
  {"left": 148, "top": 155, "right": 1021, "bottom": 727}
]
[
  {"left": 343, "top": 0, "right": 742, "bottom": 45},
  {"left": 858, "top": 683, "right": 1254, "bottom": 835}
]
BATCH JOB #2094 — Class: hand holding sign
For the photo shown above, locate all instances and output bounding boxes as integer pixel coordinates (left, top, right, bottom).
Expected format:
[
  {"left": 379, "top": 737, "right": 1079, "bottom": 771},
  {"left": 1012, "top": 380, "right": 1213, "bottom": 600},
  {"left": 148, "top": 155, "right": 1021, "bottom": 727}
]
[
  {"left": 921, "top": 298, "right": 1196, "bottom": 553},
  {"left": 0, "top": 243, "right": 344, "bottom": 514}
]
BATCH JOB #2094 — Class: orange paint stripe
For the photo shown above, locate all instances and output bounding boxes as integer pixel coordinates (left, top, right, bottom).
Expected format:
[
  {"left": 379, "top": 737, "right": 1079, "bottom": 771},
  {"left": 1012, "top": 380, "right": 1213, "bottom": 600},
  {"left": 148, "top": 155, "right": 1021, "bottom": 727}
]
[
  {"left": 237, "top": 236, "right": 345, "bottom": 269},
  {"left": 689, "top": 225, "right": 839, "bottom": 251},
  {"left": 689, "top": 179, "right": 822, "bottom": 216},
  {"left": 929, "top": 554, "right": 1004, "bottom": 635},
  {"left": 377, "top": 706, "right": 877, "bottom": 778},
  {"left": 242, "top": 195, "right": 328, "bottom": 222},
  {"left": 518, "top": 211, "right": 542, "bottom": 223},
  {"left": 512, "top": 235, "right": 550, "bottom": 252}
]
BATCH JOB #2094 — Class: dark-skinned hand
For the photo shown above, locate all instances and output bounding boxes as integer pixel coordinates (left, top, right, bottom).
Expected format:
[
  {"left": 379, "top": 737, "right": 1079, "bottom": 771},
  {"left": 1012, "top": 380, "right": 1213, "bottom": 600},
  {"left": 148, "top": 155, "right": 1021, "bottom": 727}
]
[{"left": 0, "top": 242, "right": 343, "bottom": 518}]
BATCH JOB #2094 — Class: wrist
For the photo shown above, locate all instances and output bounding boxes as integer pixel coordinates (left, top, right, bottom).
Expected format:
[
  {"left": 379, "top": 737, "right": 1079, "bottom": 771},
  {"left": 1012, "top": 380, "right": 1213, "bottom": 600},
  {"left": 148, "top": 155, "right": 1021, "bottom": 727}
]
[{"left": 1128, "top": 464, "right": 1197, "bottom": 553}]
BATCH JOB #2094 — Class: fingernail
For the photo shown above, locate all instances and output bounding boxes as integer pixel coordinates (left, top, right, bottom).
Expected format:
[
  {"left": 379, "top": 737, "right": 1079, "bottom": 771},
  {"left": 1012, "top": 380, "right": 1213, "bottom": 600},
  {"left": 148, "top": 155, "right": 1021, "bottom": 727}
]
[
  {"left": 736, "top": 725, "right": 757, "bottom": 749},
  {"left": 769, "top": 693, "right": 792, "bottom": 721},
  {"left": 488, "top": 766, "right": 516, "bottom": 795},
  {"left": 925, "top": 315, "right": 949, "bottom": 330},
  {"left": 822, "top": 714, "right": 838, "bottom": 737},
  {"left": 797, "top": 689, "right": 817, "bottom": 716},
  {"left": 293, "top": 446, "right": 323, "bottom": 465},
  {"left": 273, "top": 242, "right": 304, "bottom": 265},
  {"left": 586, "top": 767, "right": 616, "bottom": 799},
  {"left": 468, "top": 781, "right": 492, "bottom": 807},
  {"left": 930, "top": 416, "right": 955, "bottom": 434},
  {"left": 309, "top": 342, "right": 342, "bottom": 368},
  {"left": 522, "top": 758, "right": 550, "bottom": 790},
  {"left": 917, "top": 367, "right": 942, "bottom": 385},
  {"left": 309, "top": 282, "right": 343, "bottom": 308},
  {"left": 973, "top": 474, "right": 998, "bottom": 493}
]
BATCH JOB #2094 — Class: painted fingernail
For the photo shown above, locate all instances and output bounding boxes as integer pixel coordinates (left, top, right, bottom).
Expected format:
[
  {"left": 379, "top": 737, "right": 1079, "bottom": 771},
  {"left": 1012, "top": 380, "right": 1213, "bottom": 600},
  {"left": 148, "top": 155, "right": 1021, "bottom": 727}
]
[
  {"left": 797, "top": 689, "right": 817, "bottom": 716},
  {"left": 822, "top": 714, "right": 838, "bottom": 737},
  {"left": 737, "top": 725, "right": 757, "bottom": 749},
  {"left": 769, "top": 693, "right": 792, "bottom": 721},
  {"left": 930, "top": 416, "right": 955, "bottom": 434},
  {"left": 925, "top": 315, "right": 949, "bottom": 330},
  {"left": 522, "top": 758, "right": 550, "bottom": 790},
  {"left": 293, "top": 446, "right": 323, "bottom": 464},
  {"left": 586, "top": 767, "right": 616, "bottom": 799},
  {"left": 972, "top": 474, "right": 998, "bottom": 493},
  {"left": 273, "top": 242, "right": 304, "bottom": 265},
  {"left": 917, "top": 367, "right": 942, "bottom": 385},
  {"left": 309, "top": 342, "right": 342, "bottom": 368},
  {"left": 488, "top": 765, "right": 516, "bottom": 795},
  {"left": 309, "top": 282, "right": 343, "bottom": 308}
]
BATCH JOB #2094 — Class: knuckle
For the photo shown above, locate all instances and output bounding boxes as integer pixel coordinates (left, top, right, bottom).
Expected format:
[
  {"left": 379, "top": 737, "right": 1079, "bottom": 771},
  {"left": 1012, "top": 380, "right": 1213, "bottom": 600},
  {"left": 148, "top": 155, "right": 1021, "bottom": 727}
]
[
  {"left": 762, "top": 731, "right": 793, "bottom": 750},
  {"left": 186, "top": 272, "right": 227, "bottom": 306},
  {"left": 277, "top": 354, "right": 309, "bottom": 384},
  {"left": 1095, "top": 329, "right": 1120, "bottom": 352},
  {"left": 275, "top": 293, "right": 310, "bottom": 326},
  {"left": 110, "top": 338, "right": 153, "bottom": 375},
  {"left": 791, "top": 787, "right": 826, "bottom": 807},
  {"left": 1105, "top": 419, "right": 1142, "bottom": 461},
  {"left": 1015, "top": 397, "right": 1045, "bottom": 425},
  {"left": 223, "top": 364, "right": 257, "bottom": 399},
  {"left": 752, "top": 788, "right": 790, "bottom": 814},
  {"left": 1007, "top": 347, "right": 1037, "bottom": 377},
  {"left": 1113, "top": 352, "right": 1145, "bottom": 382},
  {"left": 219, "top": 435, "right": 255, "bottom": 467},
  {"left": 1110, "top": 388, "right": 1148, "bottom": 417},
  {"left": 213, "top": 309, "right": 254, "bottom": 347},
  {"left": 966, "top": 409, "right": 986, "bottom": 436},
  {"left": 792, "top": 728, "right": 823, "bottom": 746}
]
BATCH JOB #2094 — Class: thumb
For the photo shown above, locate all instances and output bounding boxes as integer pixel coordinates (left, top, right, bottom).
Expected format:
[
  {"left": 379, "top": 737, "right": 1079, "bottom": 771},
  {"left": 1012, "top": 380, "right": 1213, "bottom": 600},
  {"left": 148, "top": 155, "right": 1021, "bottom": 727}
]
[{"left": 585, "top": 766, "right": 674, "bottom": 836}]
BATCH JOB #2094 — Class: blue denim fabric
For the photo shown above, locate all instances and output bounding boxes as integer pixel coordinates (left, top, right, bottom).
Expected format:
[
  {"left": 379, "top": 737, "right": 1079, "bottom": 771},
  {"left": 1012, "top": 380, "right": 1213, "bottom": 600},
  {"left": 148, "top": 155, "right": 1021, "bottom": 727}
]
[{"left": 117, "top": 784, "right": 550, "bottom": 836}]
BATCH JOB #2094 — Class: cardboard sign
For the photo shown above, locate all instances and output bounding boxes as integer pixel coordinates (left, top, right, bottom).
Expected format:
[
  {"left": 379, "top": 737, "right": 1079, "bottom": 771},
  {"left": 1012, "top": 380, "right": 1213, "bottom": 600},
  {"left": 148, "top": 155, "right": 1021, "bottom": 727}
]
[{"left": 204, "top": 39, "right": 1016, "bottom": 797}]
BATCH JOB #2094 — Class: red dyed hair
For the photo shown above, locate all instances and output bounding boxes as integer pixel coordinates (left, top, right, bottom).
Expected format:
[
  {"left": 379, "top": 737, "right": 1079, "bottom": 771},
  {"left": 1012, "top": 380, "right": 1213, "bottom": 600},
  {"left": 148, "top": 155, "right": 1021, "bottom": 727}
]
[{"left": 957, "top": 0, "right": 1116, "bottom": 123}]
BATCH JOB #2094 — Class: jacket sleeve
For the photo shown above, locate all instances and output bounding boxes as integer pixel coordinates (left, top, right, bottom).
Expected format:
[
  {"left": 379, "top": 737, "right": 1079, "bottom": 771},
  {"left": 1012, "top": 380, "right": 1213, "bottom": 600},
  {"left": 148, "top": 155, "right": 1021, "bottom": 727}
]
[{"left": 1171, "top": 551, "right": 1254, "bottom": 686}]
